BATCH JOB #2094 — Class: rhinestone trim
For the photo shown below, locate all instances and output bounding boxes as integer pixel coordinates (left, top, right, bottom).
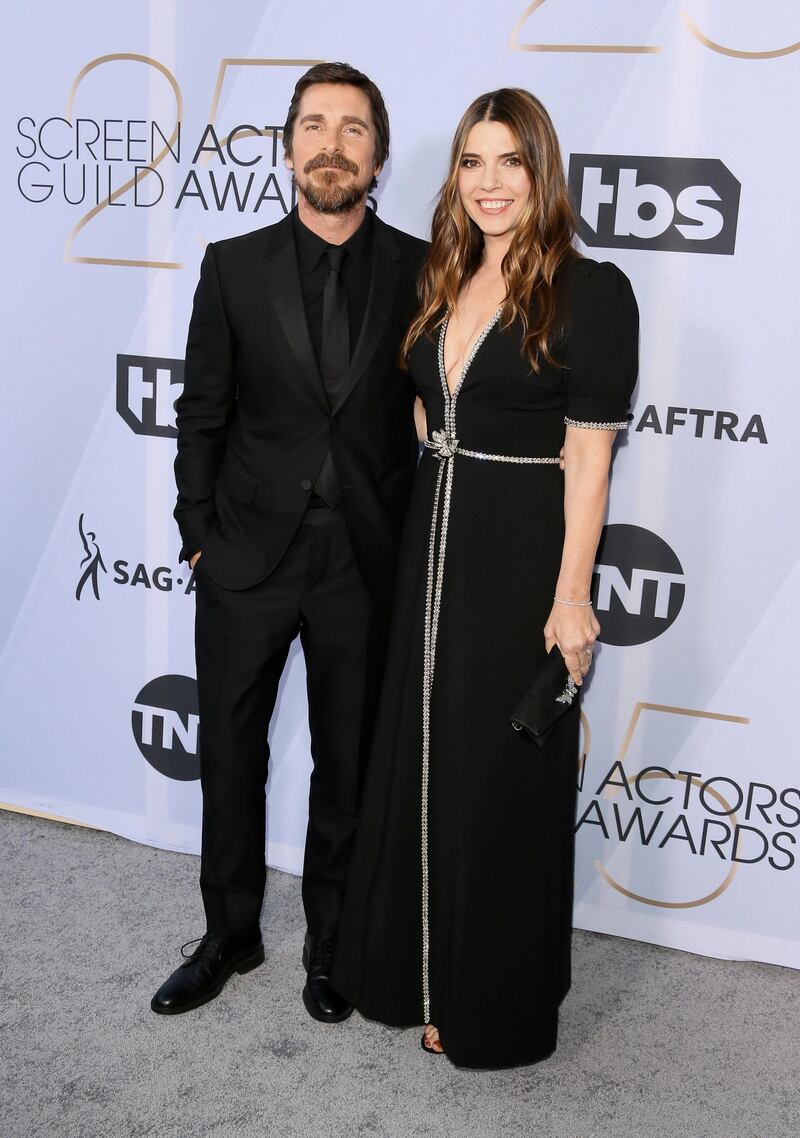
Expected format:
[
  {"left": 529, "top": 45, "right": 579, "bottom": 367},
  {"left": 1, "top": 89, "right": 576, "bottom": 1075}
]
[
  {"left": 420, "top": 311, "right": 499, "bottom": 1023},
  {"left": 556, "top": 677, "right": 579, "bottom": 705},
  {"left": 564, "top": 416, "right": 629, "bottom": 431},
  {"left": 426, "top": 440, "right": 560, "bottom": 466}
]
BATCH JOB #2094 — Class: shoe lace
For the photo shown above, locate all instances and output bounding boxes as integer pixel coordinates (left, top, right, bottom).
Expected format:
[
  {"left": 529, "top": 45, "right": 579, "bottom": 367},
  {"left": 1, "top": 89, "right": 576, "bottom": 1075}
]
[
  {"left": 313, "top": 933, "right": 336, "bottom": 969},
  {"left": 180, "top": 933, "right": 223, "bottom": 960}
]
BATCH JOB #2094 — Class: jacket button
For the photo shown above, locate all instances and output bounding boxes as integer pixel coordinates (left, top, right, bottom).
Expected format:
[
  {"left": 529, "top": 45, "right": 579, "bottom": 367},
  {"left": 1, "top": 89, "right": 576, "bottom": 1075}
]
[{"left": 301, "top": 479, "right": 313, "bottom": 491}]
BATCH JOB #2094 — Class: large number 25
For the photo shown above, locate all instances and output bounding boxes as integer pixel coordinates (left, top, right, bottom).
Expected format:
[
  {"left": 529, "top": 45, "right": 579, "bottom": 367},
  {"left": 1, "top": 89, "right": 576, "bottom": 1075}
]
[
  {"left": 65, "top": 55, "right": 319, "bottom": 270},
  {"left": 510, "top": 1, "right": 799, "bottom": 59}
]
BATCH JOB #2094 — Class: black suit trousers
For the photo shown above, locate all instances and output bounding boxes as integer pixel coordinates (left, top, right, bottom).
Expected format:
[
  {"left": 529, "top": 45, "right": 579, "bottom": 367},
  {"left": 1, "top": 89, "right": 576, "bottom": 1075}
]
[{"left": 194, "top": 513, "right": 387, "bottom": 940}]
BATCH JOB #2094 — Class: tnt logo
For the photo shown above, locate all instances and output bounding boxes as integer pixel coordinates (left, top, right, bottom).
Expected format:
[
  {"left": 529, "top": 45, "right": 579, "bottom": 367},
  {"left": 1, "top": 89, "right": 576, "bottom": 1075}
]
[
  {"left": 568, "top": 155, "right": 740, "bottom": 255},
  {"left": 592, "top": 525, "right": 685, "bottom": 646},
  {"left": 132, "top": 674, "right": 200, "bottom": 780},
  {"left": 117, "top": 354, "right": 184, "bottom": 438}
]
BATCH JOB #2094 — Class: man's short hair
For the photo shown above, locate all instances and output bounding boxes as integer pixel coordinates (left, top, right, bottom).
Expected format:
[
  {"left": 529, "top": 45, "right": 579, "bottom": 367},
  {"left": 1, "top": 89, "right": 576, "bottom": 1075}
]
[{"left": 283, "top": 62, "right": 390, "bottom": 170}]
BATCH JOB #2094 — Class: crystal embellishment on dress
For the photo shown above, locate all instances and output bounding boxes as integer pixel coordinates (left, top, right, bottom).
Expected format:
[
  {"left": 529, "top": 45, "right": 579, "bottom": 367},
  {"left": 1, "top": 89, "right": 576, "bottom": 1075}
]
[
  {"left": 564, "top": 416, "right": 629, "bottom": 431},
  {"left": 555, "top": 677, "right": 578, "bottom": 705},
  {"left": 457, "top": 448, "right": 560, "bottom": 465},
  {"left": 425, "top": 436, "right": 561, "bottom": 466},
  {"left": 419, "top": 307, "right": 502, "bottom": 1024},
  {"left": 427, "top": 428, "right": 460, "bottom": 460}
]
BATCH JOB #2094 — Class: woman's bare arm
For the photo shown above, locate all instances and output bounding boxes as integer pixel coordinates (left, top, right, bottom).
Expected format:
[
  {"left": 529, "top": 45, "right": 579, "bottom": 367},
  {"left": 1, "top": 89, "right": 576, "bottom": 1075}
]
[{"left": 543, "top": 425, "right": 617, "bottom": 685}]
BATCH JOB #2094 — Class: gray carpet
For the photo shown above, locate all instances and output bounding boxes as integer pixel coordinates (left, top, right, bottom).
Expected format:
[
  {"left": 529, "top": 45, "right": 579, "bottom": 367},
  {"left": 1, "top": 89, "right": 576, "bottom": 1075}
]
[{"left": 1, "top": 811, "right": 797, "bottom": 1138}]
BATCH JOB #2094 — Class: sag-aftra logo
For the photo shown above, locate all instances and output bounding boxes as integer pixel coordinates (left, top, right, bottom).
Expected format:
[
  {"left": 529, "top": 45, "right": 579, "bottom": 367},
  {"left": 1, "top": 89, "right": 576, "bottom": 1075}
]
[{"left": 75, "top": 515, "right": 195, "bottom": 600}]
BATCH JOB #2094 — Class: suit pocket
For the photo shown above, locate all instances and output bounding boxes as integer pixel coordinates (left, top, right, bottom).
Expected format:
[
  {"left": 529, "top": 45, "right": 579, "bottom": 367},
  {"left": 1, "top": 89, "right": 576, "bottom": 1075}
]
[{"left": 219, "top": 458, "right": 260, "bottom": 505}]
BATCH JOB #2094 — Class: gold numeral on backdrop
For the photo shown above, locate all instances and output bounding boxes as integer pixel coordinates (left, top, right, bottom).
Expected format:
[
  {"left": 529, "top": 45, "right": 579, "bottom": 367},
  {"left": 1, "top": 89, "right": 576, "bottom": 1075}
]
[
  {"left": 681, "top": 11, "right": 800, "bottom": 60},
  {"left": 509, "top": 0, "right": 660, "bottom": 54},
  {"left": 594, "top": 703, "right": 750, "bottom": 910},
  {"left": 202, "top": 58, "right": 323, "bottom": 161},
  {"left": 64, "top": 54, "right": 183, "bottom": 270}
]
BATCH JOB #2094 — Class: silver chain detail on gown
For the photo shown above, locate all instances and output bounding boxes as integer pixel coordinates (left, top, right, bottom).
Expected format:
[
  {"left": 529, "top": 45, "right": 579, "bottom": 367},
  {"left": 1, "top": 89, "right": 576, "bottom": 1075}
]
[
  {"left": 419, "top": 309, "right": 560, "bottom": 1024},
  {"left": 564, "top": 416, "right": 629, "bottom": 431}
]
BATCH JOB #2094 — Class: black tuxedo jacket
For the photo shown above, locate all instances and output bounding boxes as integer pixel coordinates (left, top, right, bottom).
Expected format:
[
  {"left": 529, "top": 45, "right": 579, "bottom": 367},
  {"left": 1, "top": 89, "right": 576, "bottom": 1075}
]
[{"left": 174, "top": 211, "right": 427, "bottom": 605}]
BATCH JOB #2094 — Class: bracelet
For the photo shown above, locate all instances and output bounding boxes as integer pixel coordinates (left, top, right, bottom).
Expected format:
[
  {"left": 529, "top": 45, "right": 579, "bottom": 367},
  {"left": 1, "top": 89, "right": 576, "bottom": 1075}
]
[{"left": 553, "top": 596, "right": 593, "bottom": 607}]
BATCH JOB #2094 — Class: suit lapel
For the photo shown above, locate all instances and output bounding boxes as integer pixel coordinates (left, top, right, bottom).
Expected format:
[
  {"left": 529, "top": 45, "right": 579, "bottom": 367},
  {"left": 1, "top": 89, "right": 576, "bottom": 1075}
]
[
  {"left": 331, "top": 216, "right": 403, "bottom": 414},
  {"left": 263, "top": 214, "right": 327, "bottom": 411}
]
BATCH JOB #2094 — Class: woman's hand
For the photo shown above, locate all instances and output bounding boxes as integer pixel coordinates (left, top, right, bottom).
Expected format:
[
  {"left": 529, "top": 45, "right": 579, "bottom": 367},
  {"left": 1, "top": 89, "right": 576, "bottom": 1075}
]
[
  {"left": 190, "top": 551, "right": 202, "bottom": 570},
  {"left": 543, "top": 602, "right": 600, "bottom": 686}
]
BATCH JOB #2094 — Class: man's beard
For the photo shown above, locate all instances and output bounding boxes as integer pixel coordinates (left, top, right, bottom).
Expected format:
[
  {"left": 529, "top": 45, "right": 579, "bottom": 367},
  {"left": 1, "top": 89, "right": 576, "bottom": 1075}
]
[{"left": 296, "top": 152, "right": 370, "bottom": 214}]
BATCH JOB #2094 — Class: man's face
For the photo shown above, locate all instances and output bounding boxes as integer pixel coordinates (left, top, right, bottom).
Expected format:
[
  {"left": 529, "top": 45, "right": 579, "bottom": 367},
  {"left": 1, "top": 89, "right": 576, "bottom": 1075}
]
[{"left": 285, "top": 82, "right": 382, "bottom": 213}]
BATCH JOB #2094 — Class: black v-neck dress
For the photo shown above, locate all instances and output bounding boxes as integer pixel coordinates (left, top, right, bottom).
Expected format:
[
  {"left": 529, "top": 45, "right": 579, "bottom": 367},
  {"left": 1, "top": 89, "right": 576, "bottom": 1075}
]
[{"left": 332, "top": 257, "right": 639, "bottom": 1069}]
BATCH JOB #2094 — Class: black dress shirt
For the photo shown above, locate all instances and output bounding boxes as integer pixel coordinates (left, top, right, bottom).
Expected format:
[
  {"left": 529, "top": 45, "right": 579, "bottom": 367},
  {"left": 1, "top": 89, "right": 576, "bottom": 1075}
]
[{"left": 293, "top": 207, "right": 375, "bottom": 369}]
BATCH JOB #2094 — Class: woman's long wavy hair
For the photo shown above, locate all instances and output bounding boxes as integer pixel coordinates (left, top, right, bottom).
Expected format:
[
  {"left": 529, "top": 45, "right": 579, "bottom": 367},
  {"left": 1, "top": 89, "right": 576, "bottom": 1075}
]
[{"left": 402, "top": 88, "right": 579, "bottom": 372}]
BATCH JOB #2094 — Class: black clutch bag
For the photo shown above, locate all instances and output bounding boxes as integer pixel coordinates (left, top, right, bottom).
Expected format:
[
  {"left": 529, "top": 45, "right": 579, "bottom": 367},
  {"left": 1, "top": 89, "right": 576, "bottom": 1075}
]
[{"left": 510, "top": 648, "right": 580, "bottom": 749}]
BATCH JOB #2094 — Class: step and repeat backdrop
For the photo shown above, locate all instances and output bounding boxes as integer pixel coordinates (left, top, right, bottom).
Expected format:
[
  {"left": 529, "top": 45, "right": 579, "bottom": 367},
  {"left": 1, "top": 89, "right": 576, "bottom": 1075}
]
[{"left": 1, "top": 2, "right": 798, "bottom": 967}]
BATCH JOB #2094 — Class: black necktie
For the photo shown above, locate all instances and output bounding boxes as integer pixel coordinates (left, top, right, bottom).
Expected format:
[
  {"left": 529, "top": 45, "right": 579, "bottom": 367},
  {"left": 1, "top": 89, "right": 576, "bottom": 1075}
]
[
  {"left": 320, "top": 245, "right": 350, "bottom": 404},
  {"left": 314, "top": 245, "right": 349, "bottom": 509}
]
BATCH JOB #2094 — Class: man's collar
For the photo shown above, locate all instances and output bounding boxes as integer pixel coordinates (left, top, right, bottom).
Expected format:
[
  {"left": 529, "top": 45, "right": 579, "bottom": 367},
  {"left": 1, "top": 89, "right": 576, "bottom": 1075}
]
[{"left": 293, "top": 206, "right": 373, "bottom": 269}]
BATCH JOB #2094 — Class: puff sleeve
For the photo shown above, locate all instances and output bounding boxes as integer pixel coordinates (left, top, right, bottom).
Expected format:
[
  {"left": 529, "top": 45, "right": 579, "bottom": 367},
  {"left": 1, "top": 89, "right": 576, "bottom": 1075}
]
[{"left": 562, "top": 260, "right": 639, "bottom": 430}]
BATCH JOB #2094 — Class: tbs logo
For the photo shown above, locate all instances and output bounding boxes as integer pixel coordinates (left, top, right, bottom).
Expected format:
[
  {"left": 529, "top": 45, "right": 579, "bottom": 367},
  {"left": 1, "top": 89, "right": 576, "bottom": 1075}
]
[
  {"left": 568, "top": 155, "right": 740, "bottom": 255},
  {"left": 117, "top": 354, "right": 183, "bottom": 438}
]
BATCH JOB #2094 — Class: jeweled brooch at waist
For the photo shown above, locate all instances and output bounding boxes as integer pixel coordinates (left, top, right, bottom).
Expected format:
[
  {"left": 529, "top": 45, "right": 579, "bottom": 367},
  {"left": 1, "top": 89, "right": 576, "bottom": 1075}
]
[{"left": 424, "top": 428, "right": 561, "bottom": 466}]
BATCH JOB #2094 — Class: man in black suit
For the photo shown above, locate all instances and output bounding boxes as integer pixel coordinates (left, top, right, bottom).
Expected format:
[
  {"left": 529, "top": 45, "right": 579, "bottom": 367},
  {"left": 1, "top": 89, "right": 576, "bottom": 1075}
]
[{"left": 151, "top": 63, "right": 426, "bottom": 1020}]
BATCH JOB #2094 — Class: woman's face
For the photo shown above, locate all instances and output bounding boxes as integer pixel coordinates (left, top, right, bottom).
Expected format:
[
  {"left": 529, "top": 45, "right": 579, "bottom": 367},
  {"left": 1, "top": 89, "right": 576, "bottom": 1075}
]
[{"left": 457, "top": 120, "right": 532, "bottom": 241}]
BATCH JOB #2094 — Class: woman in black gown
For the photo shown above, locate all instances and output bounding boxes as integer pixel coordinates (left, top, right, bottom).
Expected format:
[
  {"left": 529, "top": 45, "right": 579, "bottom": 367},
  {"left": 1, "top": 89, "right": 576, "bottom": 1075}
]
[{"left": 333, "top": 88, "right": 638, "bottom": 1068}]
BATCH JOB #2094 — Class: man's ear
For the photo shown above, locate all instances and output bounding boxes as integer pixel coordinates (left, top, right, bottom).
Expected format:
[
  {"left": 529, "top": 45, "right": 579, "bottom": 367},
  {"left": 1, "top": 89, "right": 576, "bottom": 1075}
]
[{"left": 284, "top": 150, "right": 294, "bottom": 172}]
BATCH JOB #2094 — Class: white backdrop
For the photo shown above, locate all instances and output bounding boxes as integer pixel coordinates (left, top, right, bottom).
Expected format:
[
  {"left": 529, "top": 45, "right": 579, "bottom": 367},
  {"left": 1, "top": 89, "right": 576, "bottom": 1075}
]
[{"left": 2, "top": 1, "right": 798, "bottom": 969}]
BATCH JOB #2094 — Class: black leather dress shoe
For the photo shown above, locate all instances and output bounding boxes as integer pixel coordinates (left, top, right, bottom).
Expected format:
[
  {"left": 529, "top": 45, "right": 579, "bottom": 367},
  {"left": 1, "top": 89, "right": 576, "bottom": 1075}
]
[
  {"left": 151, "top": 932, "right": 264, "bottom": 1015},
  {"left": 301, "top": 931, "right": 353, "bottom": 1023}
]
